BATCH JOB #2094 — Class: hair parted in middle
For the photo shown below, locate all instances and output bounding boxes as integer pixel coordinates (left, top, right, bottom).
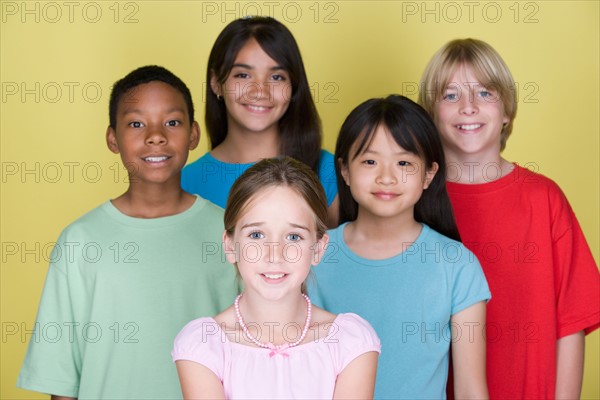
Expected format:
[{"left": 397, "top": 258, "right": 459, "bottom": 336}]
[
  {"left": 224, "top": 156, "right": 328, "bottom": 294},
  {"left": 418, "top": 38, "right": 517, "bottom": 151},
  {"left": 206, "top": 16, "right": 322, "bottom": 172},
  {"left": 335, "top": 95, "right": 461, "bottom": 241},
  {"left": 224, "top": 156, "right": 328, "bottom": 240}
]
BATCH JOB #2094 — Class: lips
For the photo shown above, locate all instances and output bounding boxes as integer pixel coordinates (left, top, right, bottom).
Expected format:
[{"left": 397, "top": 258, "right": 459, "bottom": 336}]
[
  {"left": 142, "top": 155, "right": 171, "bottom": 163},
  {"left": 261, "top": 272, "right": 287, "bottom": 283},
  {"left": 455, "top": 123, "right": 482, "bottom": 132},
  {"left": 244, "top": 104, "right": 272, "bottom": 113},
  {"left": 373, "top": 192, "right": 399, "bottom": 200}
]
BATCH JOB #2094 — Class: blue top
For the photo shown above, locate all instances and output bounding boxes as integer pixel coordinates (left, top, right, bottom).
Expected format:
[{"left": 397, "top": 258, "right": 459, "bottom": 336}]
[
  {"left": 181, "top": 150, "right": 338, "bottom": 208},
  {"left": 309, "top": 223, "right": 491, "bottom": 399}
]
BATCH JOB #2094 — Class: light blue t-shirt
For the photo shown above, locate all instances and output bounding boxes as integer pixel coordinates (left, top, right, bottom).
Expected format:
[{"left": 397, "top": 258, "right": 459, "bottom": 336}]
[
  {"left": 309, "top": 223, "right": 491, "bottom": 400},
  {"left": 181, "top": 150, "right": 338, "bottom": 208}
]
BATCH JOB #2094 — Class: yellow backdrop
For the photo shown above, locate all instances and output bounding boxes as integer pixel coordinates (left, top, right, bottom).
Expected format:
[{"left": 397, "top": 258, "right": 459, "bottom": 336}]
[{"left": 2, "top": 1, "right": 598, "bottom": 398}]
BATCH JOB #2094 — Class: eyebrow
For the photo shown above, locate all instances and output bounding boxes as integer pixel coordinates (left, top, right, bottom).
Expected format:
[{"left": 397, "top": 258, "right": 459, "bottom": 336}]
[
  {"left": 121, "top": 107, "right": 186, "bottom": 116},
  {"left": 231, "top": 63, "right": 286, "bottom": 72},
  {"left": 240, "top": 222, "right": 310, "bottom": 231},
  {"left": 363, "top": 149, "right": 413, "bottom": 156}
]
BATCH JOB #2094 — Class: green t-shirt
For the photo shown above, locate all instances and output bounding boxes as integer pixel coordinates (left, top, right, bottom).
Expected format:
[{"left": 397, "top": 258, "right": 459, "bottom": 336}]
[{"left": 17, "top": 196, "right": 239, "bottom": 399}]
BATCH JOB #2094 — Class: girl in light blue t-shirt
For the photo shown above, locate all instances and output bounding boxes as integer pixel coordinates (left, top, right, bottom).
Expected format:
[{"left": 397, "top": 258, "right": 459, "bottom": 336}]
[{"left": 310, "top": 95, "right": 491, "bottom": 399}]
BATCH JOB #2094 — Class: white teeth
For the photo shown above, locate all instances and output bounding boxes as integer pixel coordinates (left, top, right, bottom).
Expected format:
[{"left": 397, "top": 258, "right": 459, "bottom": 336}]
[
  {"left": 457, "top": 124, "right": 481, "bottom": 131},
  {"left": 264, "top": 273, "right": 285, "bottom": 279},
  {"left": 144, "top": 156, "right": 168, "bottom": 162},
  {"left": 247, "top": 105, "right": 268, "bottom": 111}
]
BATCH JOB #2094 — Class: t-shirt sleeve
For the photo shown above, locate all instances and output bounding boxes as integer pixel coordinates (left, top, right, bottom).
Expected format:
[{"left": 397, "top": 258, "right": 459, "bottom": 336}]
[
  {"left": 318, "top": 150, "right": 338, "bottom": 207},
  {"left": 328, "top": 313, "right": 381, "bottom": 374},
  {"left": 16, "top": 232, "right": 81, "bottom": 397},
  {"left": 172, "top": 318, "right": 226, "bottom": 380},
  {"left": 550, "top": 189, "right": 600, "bottom": 337},
  {"left": 451, "top": 245, "right": 492, "bottom": 315}
]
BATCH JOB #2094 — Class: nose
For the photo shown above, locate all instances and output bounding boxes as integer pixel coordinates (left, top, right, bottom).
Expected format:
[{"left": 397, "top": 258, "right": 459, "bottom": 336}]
[
  {"left": 376, "top": 163, "right": 398, "bottom": 185},
  {"left": 244, "top": 80, "right": 270, "bottom": 103},
  {"left": 459, "top": 90, "right": 479, "bottom": 115},
  {"left": 145, "top": 125, "right": 167, "bottom": 145},
  {"left": 266, "top": 241, "right": 285, "bottom": 264}
]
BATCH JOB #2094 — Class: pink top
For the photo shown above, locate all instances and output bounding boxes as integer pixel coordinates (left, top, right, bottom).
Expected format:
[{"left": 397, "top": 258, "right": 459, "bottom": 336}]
[{"left": 172, "top": 313, "right": 381, "bottom": 399}]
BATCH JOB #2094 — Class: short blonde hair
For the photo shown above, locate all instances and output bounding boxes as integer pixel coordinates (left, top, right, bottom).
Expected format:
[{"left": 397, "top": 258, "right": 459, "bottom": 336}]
[{"left": 418, "top": 38, "right": 517, "bottom": 150}]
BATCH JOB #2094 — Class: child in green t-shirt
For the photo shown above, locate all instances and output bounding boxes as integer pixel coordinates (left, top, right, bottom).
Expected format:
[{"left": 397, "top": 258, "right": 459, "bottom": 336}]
[{"left": 17, "top": 66, "right": 239, "bottom": 399}]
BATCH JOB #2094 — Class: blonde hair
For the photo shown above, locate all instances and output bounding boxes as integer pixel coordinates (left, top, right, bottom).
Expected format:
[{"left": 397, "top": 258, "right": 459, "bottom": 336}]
[{"left": 418, "top": 38, "right": 517, "bottom": 150}]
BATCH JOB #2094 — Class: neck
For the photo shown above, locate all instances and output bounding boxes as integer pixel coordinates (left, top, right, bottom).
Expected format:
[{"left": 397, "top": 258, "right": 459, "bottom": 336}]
[
  {"left": 212, "top": 128, "right": 280, "bottom": 164},
  {"left": 445, "top": 150, "right": 513, "bottom": 184},
  {"left": 112, "top": 180, "right": 194, "bottom": 218},
  {"left": 236, "top": 292, "right": 311, "bottom": 348},
  {"left": 239, "top": 291, "right": 307, "bottom": 325},
  {"left": 345, "top": 212, "right": 422, "bottom": 259}
]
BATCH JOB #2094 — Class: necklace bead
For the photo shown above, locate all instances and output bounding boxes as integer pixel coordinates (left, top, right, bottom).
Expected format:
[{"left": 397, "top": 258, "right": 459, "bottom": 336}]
[{"left": 234, "top": 294, "right": 312, "bottom": 356}]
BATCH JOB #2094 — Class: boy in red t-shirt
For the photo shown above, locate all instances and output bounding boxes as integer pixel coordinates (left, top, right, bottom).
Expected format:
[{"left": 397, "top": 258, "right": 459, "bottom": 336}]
[{"left": 419, "top": 38, "right": 599, "bottom": 399}]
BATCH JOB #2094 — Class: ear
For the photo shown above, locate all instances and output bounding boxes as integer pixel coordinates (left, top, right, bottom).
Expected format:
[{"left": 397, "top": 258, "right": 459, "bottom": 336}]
[
  {"left": 338, "top": 158, "right": 350, "bottom": 186},
  {"left": 423, "top": 162, "right": 439, "bottom": 190},
  {"left": 311, "top": 233, "right": 330, "bottom": 266},
  {"left": 502, "top": 114, "right": 510, "bottom": 126},
  {"left": 209, "top": 71, "right": 222, "bottom": 98},
  {"left": 222, "top": 230, "right": 237, "bottom": 264},
  {"left": 189, "top": 121, "right": 200, "bottom": 150},
  {"left": 106, "top": 126, "right": 119, "bottom": 154}
]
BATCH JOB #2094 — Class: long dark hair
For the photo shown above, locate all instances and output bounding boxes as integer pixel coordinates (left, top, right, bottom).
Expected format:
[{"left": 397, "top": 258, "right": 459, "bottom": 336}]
[
  {"left": 335, "top": 95, "right": 460, "bottom": 241},
  {"left": 206, "top": 16, "right": 321, "bottom": 172}
]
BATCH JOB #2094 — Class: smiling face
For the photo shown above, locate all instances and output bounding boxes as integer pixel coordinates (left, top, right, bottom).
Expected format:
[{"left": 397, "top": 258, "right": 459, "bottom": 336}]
[
  {"left": 106, "top": 81, "right": 199, "bottom": 187},
  {"left": 433, "top": 65, "right": 509, "bottom": 163},
  {"left": 223, "top": 185, "right": 328, "bottom": 302},
  {"left": 211, "top": 38, "right": 292, "bottom": 138},
  {"left": 341, "top": 126, "right": 437, "bottom": 223}
]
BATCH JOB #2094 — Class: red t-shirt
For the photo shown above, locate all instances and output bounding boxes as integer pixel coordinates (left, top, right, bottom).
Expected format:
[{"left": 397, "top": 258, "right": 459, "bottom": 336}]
[{"left": 447, "top": 164, "right": 599, "bottom": 399}]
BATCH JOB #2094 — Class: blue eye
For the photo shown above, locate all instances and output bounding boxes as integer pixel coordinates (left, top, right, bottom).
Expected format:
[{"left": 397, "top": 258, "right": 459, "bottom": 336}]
[
  {"left": 249, "top": 231, "right": 264, "bottom": 240},
  {"left": 443, "top": 93, "right": 458, "bottom": 102},
  {"left": 287, "top": 233, "right": 302, "bottom": 241}
]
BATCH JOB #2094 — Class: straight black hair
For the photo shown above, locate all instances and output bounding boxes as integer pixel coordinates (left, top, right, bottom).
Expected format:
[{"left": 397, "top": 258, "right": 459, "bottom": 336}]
[
  {"left": 109, "top": 65, "right": 194, "bottom": 128},
  {"left": 205, "top": 16, "right": 322, "bottom": 172},
  {"left": 335, "top": 95, "right": 461, "bottom": 241}
]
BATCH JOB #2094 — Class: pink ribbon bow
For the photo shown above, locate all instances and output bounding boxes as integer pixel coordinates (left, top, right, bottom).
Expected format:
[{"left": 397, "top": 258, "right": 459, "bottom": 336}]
[{"left": 267, "top": 343, "right": 290, "bottom": 358}]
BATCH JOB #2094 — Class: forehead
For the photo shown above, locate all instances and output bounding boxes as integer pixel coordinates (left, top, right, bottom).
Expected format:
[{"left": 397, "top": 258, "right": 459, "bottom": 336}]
[
  {"left": 235, "top": 185, "right": 316, "bottom": 227},
  {"left": 233, "top": 38, "right": 280, "bottom": 67},
  {"left": 117, "top": 81, "right": 188, "bottom": 115},
  {"left": 443, "top": 63, "right": 492, "bottom": 88}
]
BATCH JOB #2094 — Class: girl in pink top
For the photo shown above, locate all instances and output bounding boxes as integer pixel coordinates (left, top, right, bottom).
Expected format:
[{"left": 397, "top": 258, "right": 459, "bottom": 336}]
[{"left": 172, "top": 157, "right": 380, "bottom": 399}]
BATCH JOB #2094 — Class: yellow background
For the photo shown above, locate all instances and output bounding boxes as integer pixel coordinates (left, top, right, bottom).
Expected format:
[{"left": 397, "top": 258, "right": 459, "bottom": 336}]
[{"left": 1, "top": 1, "right": 598, "bottom": 398}]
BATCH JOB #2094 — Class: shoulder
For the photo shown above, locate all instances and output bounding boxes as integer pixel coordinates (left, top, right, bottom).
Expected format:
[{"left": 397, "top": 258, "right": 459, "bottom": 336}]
[
  {"left": 512, "top": 164, "right": 567, "bottom": 199},
  {"left": 189, "top": 196, "right": 225, "bottom": 219},
  {"left": 57, "top": 201, "right": 113, "bottom": 237},
  {"left": 173, "top": 317, "right": 226, "bottom": 356},
  {"left": 319, "top": 149, "right": 334, "bottom": 163},
  {"left": 329, "top": 313, "right": 381, "bottom": 349},
  {"left": 183, "top": 152, "right": 214, "bottom": 171},
  {"left": 421, "top": 225, "right": 476, "bottom": 264}
]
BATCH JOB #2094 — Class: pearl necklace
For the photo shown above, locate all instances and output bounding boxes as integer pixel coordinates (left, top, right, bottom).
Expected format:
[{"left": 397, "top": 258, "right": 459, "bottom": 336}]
[{"left": 234, "top": 293, "right": 312, "bottom": 357}]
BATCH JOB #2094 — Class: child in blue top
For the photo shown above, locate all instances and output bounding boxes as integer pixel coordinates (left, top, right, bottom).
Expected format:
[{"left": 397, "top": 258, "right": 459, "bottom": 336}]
[
  {"left": 181, "top": 16, "right": 339, "bottom": 226},
  {"left": 309, "top": 95, "right": 491, "bottom": 399}
]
